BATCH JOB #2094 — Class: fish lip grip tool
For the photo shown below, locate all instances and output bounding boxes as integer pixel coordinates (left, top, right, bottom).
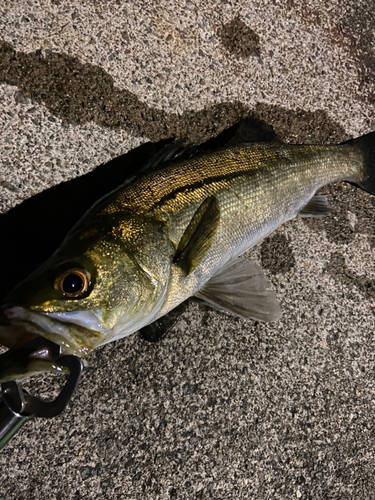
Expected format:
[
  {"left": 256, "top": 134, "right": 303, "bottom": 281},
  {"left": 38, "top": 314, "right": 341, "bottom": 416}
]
[{"left": 0, "top": 337, "right": 83, "bottom": 450}]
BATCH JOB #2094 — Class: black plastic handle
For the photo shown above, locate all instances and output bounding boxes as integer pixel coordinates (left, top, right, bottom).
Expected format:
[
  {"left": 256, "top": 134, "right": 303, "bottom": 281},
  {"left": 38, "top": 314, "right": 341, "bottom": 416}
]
[
  {"left": 0, "top": 381, "right": 30, "bottom": 450},
  {"left": 0, "top": 353, "right": 83, "bottom": 450}
]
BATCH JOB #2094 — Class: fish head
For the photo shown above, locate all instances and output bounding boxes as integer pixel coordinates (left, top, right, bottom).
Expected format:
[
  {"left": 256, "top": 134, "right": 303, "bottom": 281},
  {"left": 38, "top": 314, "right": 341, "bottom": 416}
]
[{"left": 0, "top": 212, "right": 173, "bottom": 373}]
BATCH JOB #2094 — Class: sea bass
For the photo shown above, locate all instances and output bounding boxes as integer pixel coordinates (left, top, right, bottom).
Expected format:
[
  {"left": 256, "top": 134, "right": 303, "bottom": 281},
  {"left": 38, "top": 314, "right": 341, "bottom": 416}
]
[{"left": 0, "top": 129, "right": 374, "bottom": 379}]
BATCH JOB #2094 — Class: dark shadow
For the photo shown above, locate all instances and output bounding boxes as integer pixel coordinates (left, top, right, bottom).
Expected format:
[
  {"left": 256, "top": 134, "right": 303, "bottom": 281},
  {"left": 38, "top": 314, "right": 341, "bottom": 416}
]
[
  {"left": 0, "top": 41, "right": 348, "bottom": 145},
  {"left": 0, "top": 140, "right": 169, "bottom": 302},
  {"left": 0, "top": 40, "right": 248, "bottom": 144}
]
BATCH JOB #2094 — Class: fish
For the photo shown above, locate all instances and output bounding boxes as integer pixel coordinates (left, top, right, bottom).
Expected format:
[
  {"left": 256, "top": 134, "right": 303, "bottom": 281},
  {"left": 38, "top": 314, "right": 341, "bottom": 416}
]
[{"left": 0, "top": 123, "right": 374, "bottom": 381}]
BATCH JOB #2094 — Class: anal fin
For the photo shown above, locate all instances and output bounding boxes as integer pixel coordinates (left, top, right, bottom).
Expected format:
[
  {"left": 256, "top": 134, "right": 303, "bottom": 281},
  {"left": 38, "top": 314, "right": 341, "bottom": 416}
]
[
  {"left": 195, "top": 257, "right": 282, "bottom": 322},
  {"left": 299, "top": 195, "right": 333, "bottom": 218}
]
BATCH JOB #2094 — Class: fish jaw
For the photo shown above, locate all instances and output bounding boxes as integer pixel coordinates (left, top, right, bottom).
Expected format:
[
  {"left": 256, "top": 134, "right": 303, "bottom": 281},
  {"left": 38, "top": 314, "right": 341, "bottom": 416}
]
[
  {"left": 0, "top": 271, "right": 170, "bottom": 355},
  {"left": 0, "top": 296, "right": 165, "bottom": 382},
  {"left": 1, "top": 306, "right": 109, "bottom": 356}
]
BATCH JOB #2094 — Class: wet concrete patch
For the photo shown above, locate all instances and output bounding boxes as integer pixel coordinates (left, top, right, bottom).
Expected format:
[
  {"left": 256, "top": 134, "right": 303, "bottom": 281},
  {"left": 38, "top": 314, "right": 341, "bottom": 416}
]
[
  {"left": 334, "top": 7, "right": 375, "bottom": 84},
  {"left": 269, "top": 0, "right": 375, "bottom": 104},
  {"left": 260, "top": 232, "right": 296, "bottom": 275},
  {"left": 302, "top": 183, "right": 375, "bottom": 247},
  {"left": 218, "top": 17, "right": 260, "bottom": 59},
  {"left": 325, "top": 251, "right": 375, "bottom": 300}
]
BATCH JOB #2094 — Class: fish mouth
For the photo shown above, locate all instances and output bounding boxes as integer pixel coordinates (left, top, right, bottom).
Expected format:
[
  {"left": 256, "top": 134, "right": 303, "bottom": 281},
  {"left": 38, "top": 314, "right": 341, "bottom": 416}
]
[{"left": 1, "top": 306, "right": 109, "bottom": 356}]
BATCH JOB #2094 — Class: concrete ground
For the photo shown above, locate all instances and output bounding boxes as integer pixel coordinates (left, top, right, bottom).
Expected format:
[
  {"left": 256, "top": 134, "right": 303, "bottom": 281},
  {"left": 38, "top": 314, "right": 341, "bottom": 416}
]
[{"left": 0, "top": 1, "right": 374, "bottom": 499}]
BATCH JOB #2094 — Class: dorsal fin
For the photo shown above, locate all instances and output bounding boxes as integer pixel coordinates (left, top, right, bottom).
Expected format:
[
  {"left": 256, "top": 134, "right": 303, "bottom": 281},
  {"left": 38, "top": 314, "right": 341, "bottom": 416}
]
[
  {"left": 139, "top": 140, "right": 198, "bottom": 173},
  {"left": 139, "top": 117, "right": 278, "bottom": 176}
]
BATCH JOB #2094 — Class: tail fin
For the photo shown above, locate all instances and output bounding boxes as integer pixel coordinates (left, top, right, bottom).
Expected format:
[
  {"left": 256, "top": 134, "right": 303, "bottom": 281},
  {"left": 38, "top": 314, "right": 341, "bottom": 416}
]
[{"left": 350, "top": 131, "right": 375, "bottom": 195}]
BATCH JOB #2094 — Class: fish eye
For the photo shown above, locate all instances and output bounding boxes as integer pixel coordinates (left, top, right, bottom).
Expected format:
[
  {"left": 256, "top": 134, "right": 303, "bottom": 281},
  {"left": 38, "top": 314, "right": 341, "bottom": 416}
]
[{"left": 55, "top": 269, "right": 90, "bottom": 298}]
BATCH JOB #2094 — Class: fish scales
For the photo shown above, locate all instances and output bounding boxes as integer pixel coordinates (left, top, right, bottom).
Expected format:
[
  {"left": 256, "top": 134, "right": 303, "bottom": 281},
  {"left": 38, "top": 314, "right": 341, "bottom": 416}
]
[
  {"left": 0, "top": 130, "right": 373, "bottom": 380},
  {"left": 98, "top": 142, "right": 363, "bottom": 314}
]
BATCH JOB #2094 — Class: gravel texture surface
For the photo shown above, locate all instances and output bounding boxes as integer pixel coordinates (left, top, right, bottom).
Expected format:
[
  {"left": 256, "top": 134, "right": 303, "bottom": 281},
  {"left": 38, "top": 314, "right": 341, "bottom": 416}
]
[{"left": 0, "top": 1, "right": 374, "bottom": 499}]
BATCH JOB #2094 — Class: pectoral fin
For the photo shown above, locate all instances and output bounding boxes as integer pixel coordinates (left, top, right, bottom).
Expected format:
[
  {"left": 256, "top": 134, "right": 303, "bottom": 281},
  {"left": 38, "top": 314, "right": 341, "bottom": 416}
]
[
  {"left": 299, "top": 195, "right": 333, "bottom": 218},
  {"left": 195, "top": 257, "right": 282, "bottom": 322},
  {"left": 173, "top": 196, "right": 220, "bottom": 275}
]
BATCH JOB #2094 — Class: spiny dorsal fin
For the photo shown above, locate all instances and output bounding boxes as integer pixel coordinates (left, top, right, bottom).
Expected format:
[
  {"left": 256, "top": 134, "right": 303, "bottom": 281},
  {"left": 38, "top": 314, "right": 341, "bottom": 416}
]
[
  {"left": 141, "top": 118, "right": 278, "bottom": 174},
  {"left": 299, "top": 195, "right": 333, "bottom": 218},
  {"left": 173, "top": 196, "right": 220, "bottom": 275},
  {"left": 143, "top": 140, "right": 202, "bottom": 171},
  {"left": 195, "top": 257, "right": 282, "bottom": 322}
]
